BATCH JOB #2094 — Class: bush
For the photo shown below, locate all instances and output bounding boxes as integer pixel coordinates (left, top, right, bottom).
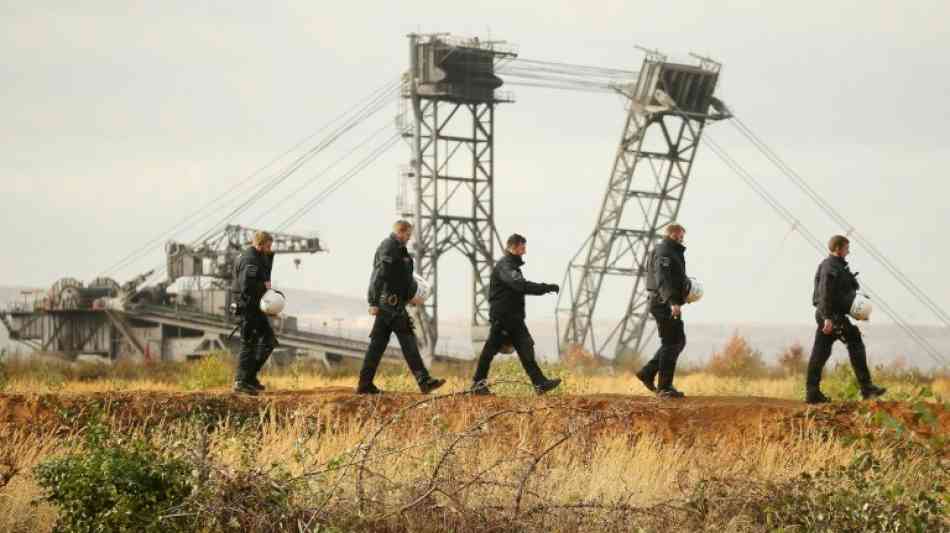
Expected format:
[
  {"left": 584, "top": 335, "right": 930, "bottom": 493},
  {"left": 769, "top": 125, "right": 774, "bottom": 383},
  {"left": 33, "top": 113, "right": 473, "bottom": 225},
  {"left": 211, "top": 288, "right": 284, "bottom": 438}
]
[
  {"left": 179, "top": 351, "right": 234, "bottom": 391},
  {"left": 561, "top": 343, "right": 617, "bottom": 374},
  {"left": 777, "top": 341, "right": 807, "bottom": 376},
  {"left": 757, "top": 453, "right": 946, "bottom": 531},
  {"left": 34, "top": 423, "right": 192, "bottom": 533},
  {"left": 685, "top": 452, "right": 947, "bottom": 532},
  {"left": 822, "top": 361, "right": 863, "bottom": 401},
  {"left": 184, "top": 463, "right": 304, "bottom": 532},
  {"left": 706, "top": 334, "right": 768, "bottom": 378}
]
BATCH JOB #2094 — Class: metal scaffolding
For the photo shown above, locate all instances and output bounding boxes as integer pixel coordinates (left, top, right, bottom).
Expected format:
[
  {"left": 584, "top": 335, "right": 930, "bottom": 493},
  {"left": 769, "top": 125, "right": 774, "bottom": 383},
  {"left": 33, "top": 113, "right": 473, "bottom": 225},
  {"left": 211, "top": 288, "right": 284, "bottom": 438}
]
[
  {"left": 401, "top": 34, "right": 516, "bottom": 360},
  {"left": 557, "top": 50, "right": 729, "bottom": 359}
]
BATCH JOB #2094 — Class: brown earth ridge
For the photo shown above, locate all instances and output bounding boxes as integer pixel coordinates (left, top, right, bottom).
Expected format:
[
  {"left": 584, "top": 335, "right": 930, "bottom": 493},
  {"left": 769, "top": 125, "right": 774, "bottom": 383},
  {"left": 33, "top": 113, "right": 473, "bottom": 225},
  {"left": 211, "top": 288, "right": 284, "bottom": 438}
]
[{"left": 0, "top": 390, "right": 945, "bottom": 450}]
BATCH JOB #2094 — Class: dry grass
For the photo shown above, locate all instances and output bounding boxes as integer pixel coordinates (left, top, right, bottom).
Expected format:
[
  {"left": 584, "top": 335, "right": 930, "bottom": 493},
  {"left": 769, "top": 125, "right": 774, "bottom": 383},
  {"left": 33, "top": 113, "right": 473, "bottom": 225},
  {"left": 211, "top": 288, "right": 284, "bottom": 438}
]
[
  {"left": 0, "top": 396, "right": 866, "bottom": 533},
  {"left": 0, "top": 349, "right": 947, "bottom": 531},
  {"left": 1, "top": 355, "right": 945, "bottom": 402}
]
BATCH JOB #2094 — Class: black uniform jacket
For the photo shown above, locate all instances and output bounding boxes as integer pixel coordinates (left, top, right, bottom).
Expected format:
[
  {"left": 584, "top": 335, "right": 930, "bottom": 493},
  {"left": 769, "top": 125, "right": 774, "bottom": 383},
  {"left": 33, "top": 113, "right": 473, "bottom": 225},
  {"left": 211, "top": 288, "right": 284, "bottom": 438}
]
[
  {"left": 488, "top": 253, "right": 549, "bottom": 320},
  {"left": 812, "top": 255, "right": 859, "bottom": 320},
  {"left": 231, "top": 247, "right": 272, "bottom": 311},
  {"left": 648, "top": 237, "right": 688, "bottom": 306},
  {"left": 367, "top": 234, "right": 417, "bottom": 307}
]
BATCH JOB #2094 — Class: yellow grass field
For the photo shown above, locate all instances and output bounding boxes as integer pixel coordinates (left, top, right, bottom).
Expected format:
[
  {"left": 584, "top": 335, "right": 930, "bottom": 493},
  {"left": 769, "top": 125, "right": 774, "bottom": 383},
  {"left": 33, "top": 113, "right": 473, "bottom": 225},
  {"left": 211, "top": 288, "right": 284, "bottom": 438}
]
[{"left": 0, "top": 354, "right": 947, "bottom": 532}]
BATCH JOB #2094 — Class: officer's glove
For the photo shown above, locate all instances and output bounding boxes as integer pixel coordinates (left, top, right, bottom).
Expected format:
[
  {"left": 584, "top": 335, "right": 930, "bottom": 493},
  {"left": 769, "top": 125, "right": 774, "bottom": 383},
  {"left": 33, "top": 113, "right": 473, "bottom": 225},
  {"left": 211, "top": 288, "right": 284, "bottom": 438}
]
[{"left": 546, "top": 284, "right": 560, "bottom": 294}]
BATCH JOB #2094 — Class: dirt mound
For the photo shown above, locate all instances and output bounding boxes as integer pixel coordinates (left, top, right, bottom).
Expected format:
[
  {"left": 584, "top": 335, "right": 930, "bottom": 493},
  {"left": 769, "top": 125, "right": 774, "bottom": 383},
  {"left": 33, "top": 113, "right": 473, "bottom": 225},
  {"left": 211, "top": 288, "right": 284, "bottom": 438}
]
[{"left": 0, "top": 390, "right": 945, "bottom": 447}]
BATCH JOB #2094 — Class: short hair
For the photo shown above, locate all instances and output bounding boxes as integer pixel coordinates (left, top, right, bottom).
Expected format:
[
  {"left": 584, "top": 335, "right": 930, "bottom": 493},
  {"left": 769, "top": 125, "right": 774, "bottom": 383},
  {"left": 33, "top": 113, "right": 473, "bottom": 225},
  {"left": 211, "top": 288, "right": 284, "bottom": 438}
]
[
  {"left": 506, "top": 233, "right": 527, "bottom": 248},
  {"left": 828, "top": 235, "right": 850, "bottom": 253},
  {"left": 252, "top": 231, "right": 273, "bottom": 247},
  {"left": 665, "top": 223, "right": 686, "bottom": 237},
  {"left": 393, "top": 219, "right": 413, "bottom": 231}
]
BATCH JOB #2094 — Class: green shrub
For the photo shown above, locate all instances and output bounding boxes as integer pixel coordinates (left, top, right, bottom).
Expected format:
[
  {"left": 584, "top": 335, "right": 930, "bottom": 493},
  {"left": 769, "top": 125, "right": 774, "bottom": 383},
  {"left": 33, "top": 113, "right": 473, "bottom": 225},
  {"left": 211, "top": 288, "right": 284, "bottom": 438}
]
[
  {"left": 73, "top": 361, "right": 112, "bottom": 381},
  {"left": 822, "top": 361, "right": 863, "bottom": 401},
  {"left": 757, "top": 453, "right": 946, "bottom": 531},
  {"left": 34, "top": 423, "right": 192, "bottom": 533},
  {"left": 179, "top": 351, "right": 233, "bottom": 391},
  {"left": 685, "top": 453, "right": 946, "bottom": 532}
]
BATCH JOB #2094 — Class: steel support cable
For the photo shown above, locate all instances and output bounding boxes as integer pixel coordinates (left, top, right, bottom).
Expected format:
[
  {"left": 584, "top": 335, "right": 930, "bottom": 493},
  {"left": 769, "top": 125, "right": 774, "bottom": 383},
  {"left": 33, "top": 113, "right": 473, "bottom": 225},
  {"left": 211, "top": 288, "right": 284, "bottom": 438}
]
[
  {"left": 250, "top": 119, "right": 396, "bottom": 226},
  {"left": 498, "top": 71, "right": 620, "bottom": 89},
  {"left": 505, "top": 81, "right": 616, "bottom": 94},
  {"left": 728, "top": 114, "right": 950, "bottom": 329},
  {"left": 138, "top": 128, "right": 399, "bottom": 287},
  {"left": 508, "top": 57, "right": 638, "bottom": 77},
  {"left": 187, "top": 83, "right": 399, "bottom": 250},
  {"left": 499, "top": 67, "right": 634, "bottom": 92},
  {"left": 500, "top": 65, "right": 634, "bottom": 81},
  {"left": 275, "top": 132, "right": 402, "bottom": 232},
  {"left": 128, "top": 80, "right": 399, "bottom": 284},
  {"left": 498, "top": 58, "right": 637, "bottom": 95},
  {"left": 703, "top": 133, "right": 946, "bottom": 366},
  {"left": 501, "top": 74, "right": 625, "bottom": 93},
  {"left": 100, "top": 77, "right": 400, "bottom": 278}
]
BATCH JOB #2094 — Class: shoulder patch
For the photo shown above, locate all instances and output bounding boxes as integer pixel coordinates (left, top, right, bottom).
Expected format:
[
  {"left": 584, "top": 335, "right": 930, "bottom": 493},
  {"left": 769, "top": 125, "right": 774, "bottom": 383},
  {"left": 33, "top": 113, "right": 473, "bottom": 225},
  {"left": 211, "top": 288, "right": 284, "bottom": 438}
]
[{"left": 659, "top": 257, "right": 672, "bottom": 268}]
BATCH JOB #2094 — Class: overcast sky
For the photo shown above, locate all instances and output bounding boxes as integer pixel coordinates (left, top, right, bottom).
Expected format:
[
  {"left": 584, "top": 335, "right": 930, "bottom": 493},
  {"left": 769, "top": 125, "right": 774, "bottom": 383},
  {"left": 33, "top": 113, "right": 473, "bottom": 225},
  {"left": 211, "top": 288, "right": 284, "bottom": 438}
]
[{"left": 2, "top": 2, "right": 948, "bottom": 348}]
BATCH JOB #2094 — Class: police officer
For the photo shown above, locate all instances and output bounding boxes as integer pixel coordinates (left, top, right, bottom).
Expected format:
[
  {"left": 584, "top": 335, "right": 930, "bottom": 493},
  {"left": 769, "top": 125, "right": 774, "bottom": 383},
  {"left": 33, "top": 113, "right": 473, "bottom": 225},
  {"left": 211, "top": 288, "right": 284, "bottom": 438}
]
[
  {"left": 636, "top": 224, "right": 689, "bottom": 399},
  {"left": 358, "top": 220, "right": 445, "bottom": 395},
  {"left": 471, "top": 233, "right": 562, "bottom": 395},
  {"left": 805, "top": 235, "right": 886, "bottom": 404},
  {"left": 231, "top": 231, "right": 278, "bottom": 396}
]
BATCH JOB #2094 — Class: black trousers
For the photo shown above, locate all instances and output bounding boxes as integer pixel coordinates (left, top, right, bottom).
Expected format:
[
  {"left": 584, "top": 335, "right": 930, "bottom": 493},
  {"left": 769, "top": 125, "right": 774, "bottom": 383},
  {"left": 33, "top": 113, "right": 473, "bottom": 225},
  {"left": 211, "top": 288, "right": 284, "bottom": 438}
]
[
  {"left": 472, "top": 314, "right": 546, "bottom": 386},
  {"left": 236, "top": 310, "right": 277, "bottom": 384},
  {"left": 639, "top": 302, "right": 686, "bottom": 390},
  {"left": 806, "top": 311, "right": 872, "bottom": 390},
  {"left": 359, "top": 308, "right": 430, "bottom": 388}
]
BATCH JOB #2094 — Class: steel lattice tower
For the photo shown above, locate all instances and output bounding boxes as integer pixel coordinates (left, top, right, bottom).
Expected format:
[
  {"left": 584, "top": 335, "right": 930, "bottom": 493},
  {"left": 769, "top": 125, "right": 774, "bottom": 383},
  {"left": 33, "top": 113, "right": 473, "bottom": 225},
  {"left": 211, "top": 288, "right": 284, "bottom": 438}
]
[
  {"left": 557, "top": 50, "right": 729, "bottom": 359},
  {"left": 399, "top": 34, "right": 516, "bottom": 360}
]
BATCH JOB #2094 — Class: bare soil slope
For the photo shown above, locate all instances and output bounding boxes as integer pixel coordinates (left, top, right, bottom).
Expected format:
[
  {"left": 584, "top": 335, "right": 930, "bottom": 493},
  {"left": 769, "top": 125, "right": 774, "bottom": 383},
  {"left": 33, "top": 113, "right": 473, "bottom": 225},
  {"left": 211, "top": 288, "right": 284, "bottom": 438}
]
[{"left": 1, "top": 390, "right": 945, "bottom": 448}]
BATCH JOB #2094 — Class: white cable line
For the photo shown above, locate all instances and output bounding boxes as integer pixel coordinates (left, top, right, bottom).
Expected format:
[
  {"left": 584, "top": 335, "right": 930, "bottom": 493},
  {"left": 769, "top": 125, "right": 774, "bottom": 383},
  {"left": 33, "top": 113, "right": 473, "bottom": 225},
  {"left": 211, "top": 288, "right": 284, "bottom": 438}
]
[
  {"left": 729, "top": 114, "right": 950, "bottom": 329},
  {"left": 129, "top": 82, "right": 400, "bottom": 285},
  {"left": 276, "top": 132, "right": 402, "bottom": 232},
  {"left": 101, "top": 77, "right": 400, "bottom": 278},
  {"left": 704, "top": 133, "right": 946, "bottom": 366}
]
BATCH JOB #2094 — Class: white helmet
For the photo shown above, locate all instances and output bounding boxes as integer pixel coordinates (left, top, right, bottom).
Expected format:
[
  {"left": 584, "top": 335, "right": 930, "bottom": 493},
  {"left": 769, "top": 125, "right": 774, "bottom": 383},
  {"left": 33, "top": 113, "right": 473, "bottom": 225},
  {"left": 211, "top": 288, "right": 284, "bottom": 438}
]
[
  {"left": 850, "top": 294, "right": 872, "bottom": 321},
  {"left": 260, "top": 289, "right": 286, "bottom": 316},
  {"left": 685, "top": 278, "right": 704, "bottom": 304},
  {"left": 413, "top": 274, "right": 432, "bottom": 301}
]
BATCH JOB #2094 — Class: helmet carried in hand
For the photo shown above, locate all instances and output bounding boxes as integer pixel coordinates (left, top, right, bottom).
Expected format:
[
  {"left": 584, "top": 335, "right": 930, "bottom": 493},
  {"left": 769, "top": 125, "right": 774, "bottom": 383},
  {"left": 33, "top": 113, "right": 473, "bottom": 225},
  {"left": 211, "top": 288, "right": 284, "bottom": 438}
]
[
  {"left": 849, "top": 294, "right": 872, "bottom": 321},
  {"left": 413, "top": 275, "right": 432, "bottom": 301},
  {"left": 685, "top": 278, "right": 704, "bottom": 304},
  {"left": 260, "top": 289, "right": 286, "bottom": 316}
]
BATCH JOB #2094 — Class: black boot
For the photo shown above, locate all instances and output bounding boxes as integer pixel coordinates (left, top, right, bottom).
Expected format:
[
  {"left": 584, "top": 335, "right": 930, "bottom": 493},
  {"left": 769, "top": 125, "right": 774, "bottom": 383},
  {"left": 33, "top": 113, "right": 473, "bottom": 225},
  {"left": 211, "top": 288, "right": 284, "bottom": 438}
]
[
  {"left": 249, "top": 377, "right": 266, "bottom": 391},
  {"left": 635, "top": 368, "right": 656, "bottom": 392},
  {"left": 656, "top": 387, "right": 685, "bottom": 399},
  {"left": 535, "top": 378, "right": 562, "bottom": 395},
  {"left": 419, "top": 376, "right": 446, "bottom": 394},
  {"left": 356, "top": 383, "right": 383, "bottom": 395},
  {"left": 861, "top": 384, "right": 887, "bottom": 400},
  {"left": 806, "top": 388, "right": 831, "bottom": 404},
  {"left": 233, "top": 381, "right": 260, "bottom": 396}
]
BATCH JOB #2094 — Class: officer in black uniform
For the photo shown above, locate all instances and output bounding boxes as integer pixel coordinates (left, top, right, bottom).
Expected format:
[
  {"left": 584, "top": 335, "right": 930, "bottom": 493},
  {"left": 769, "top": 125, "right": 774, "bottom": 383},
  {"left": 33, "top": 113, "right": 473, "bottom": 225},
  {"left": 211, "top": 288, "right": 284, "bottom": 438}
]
[
  {"left": 636, "top": 224, "right": 689, "bottom": 399},
  {"left": 231, "top": 231, "right": 278, "bottom": 396},
  {"left": 471, "top": 233, "right": 562, "bottom": 395},
  {"left": 357, "top": 220, "right": 445, "bottom": 395},
  {"left": 805, "top": 235, "right": 886, "bottom": 404}
]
